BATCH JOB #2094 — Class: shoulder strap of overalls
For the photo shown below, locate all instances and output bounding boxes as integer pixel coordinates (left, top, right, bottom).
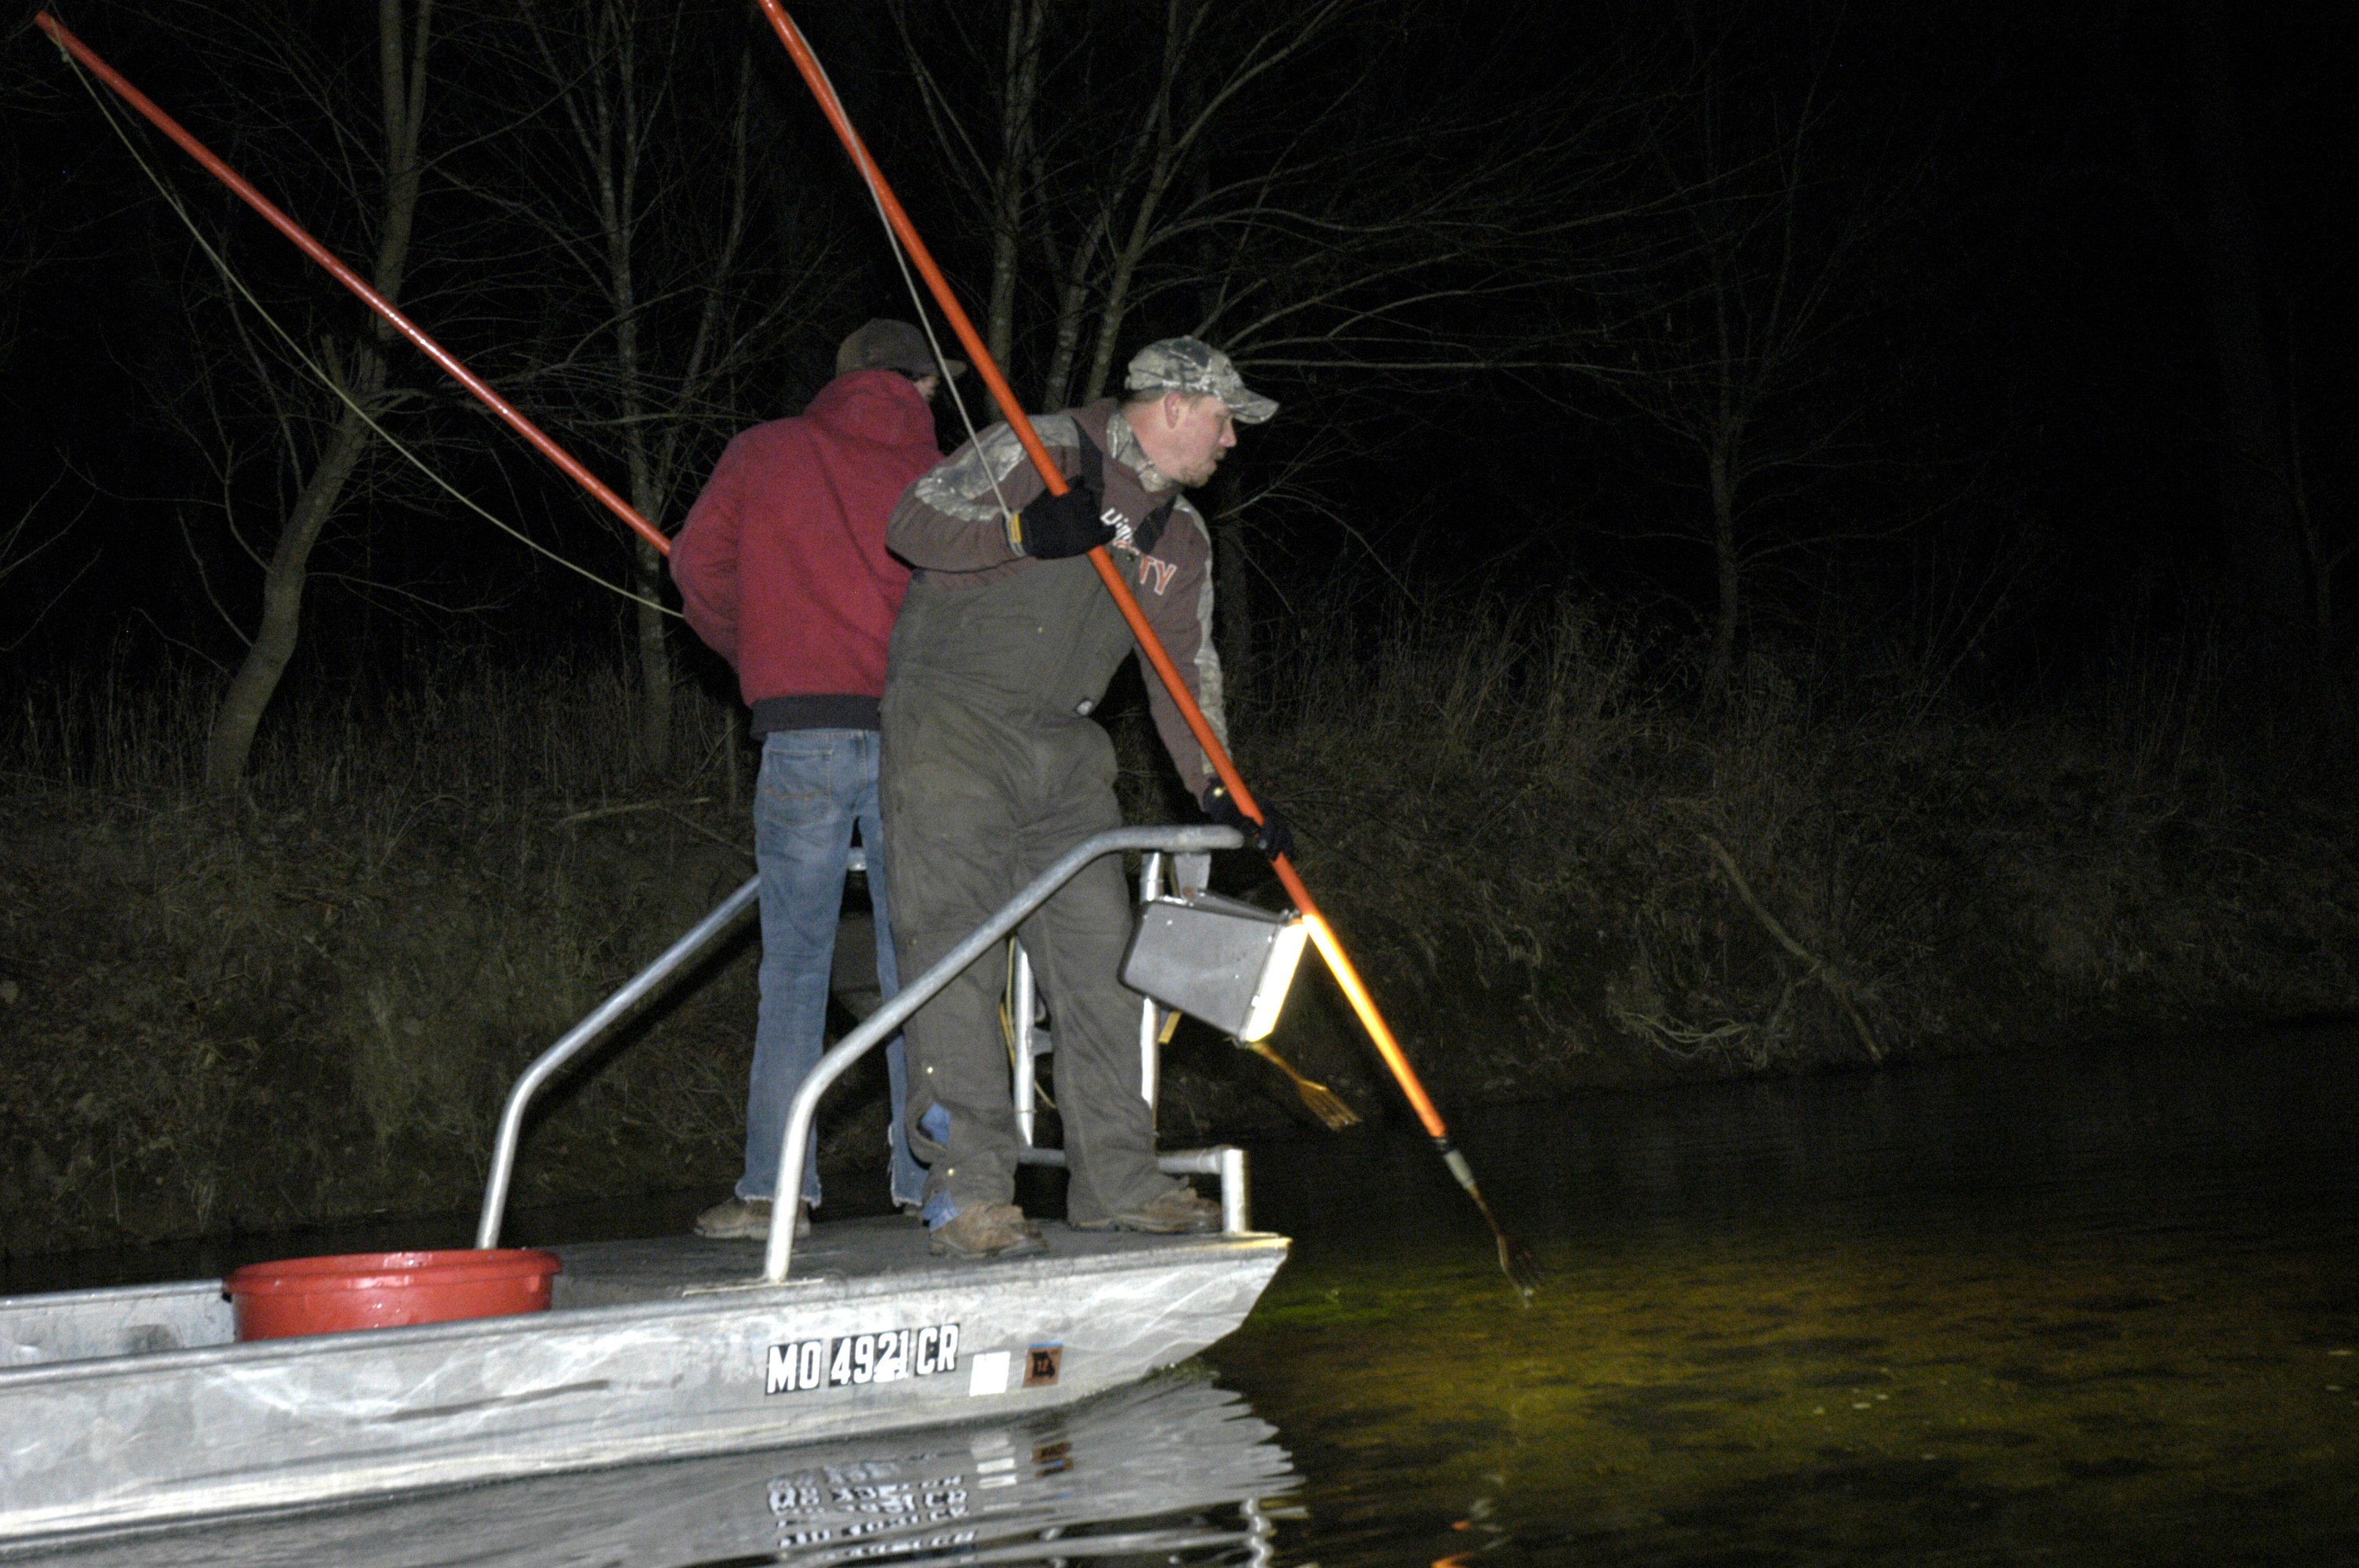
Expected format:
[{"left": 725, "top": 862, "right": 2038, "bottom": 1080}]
[{"left": 1072, "top": 414, "right": 1177, "bottom": 556}]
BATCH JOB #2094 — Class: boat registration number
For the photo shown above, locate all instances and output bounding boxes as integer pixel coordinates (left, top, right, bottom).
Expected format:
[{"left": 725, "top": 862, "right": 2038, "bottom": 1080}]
[{"left": 766, "top": 1323, "right": 961, "bottom": 1395}]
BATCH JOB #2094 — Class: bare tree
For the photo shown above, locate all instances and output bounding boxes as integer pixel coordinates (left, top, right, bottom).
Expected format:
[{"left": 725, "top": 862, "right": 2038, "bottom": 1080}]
[
  {"left": 1553, "top": 16, "right": 1919, "bottom": 701},
  {"left": 885, "top": 0, "right": 1640, "bottom": 686},
  {"left": 489, "top": 0, "right": 847, "bottom": 768},
  {"left": 0, "top": 476, "right": 96, "bottom": 656},
  {"left": 2070, "top": 1, "right": 2346, "bottom": 709},
  {"left": 0, "top": 67, "right": 78, "bottom": 648},
  {"left": 2112, "top": 0, "right": 2357, "bottom": 708},
  {"left": 125, "top": 0, "right": 448, "bottom": 793},
  {"left": 2176, "top": 0, "right": 2314, "bottom": 689},
  {"left": 892, "top": 0, "right": 1624, "bottom": 397}
]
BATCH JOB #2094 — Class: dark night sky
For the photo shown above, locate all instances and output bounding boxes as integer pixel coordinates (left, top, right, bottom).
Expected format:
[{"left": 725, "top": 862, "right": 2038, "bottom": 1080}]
[{"left": 2, "top": 2, "right": 2352, "bottom": 695}]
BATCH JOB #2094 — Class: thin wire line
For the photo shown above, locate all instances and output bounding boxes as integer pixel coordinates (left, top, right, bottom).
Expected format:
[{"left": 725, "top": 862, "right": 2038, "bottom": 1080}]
[
  {"left": 67, "top": 54, "right": 674, "bottom": 619},
  {"left": 798, "top": 46, "right": 1023, "bottom": 524}
]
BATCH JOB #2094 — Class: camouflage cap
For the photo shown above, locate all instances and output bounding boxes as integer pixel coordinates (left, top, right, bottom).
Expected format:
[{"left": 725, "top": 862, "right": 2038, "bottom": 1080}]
[
  {"left": 835, "top": 319, "right": 965, "bottom": 379},
  {"left": 1123, "top": 337, "right": 1277, "bottom": 423}
]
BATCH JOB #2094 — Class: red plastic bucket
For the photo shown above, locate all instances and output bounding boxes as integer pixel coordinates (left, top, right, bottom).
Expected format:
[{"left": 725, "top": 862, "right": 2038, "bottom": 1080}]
[{"left": 224, "top": 1249, "right": 562, "bottom": 1340}]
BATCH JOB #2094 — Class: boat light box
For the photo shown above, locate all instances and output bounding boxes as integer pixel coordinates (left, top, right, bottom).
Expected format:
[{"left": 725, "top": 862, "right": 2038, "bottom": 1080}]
[{"left": 1121, "top": 891, "right": 1307, "bottom": 1042}]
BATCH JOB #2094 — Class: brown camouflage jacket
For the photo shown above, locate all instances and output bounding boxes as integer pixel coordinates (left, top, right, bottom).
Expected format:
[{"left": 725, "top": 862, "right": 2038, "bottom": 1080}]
[{"left": 884, "top": 399, "right": 1227, "bottom": 794}]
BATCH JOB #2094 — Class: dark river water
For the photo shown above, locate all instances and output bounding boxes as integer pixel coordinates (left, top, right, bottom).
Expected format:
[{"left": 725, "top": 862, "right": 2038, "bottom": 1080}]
[{"left": 14, "top": 1027, "right": 2359, "bottom": 1566}]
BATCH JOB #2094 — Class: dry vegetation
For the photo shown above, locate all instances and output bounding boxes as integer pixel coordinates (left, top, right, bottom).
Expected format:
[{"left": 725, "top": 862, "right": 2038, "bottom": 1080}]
[
  {"left": 5, "top": 616, "right": 2357, "bottom": 1258},
  {"left": 1243, "top": 604, "right": 2359, "bottom": 1107},
  {"left": 2, "top": 659, "right": 859, "bottom": 1257}
]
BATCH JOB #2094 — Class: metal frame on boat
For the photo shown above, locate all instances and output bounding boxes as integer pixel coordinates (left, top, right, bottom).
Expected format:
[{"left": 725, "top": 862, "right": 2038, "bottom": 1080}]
[{"left": 0, "top": 826, "right": 1287, "bottom": 1549}]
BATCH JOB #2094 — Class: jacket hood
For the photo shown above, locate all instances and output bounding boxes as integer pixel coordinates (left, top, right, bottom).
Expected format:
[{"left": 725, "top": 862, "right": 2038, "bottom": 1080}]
[{"left": 804, "top": 368, "right": 940, "bottom": 448}]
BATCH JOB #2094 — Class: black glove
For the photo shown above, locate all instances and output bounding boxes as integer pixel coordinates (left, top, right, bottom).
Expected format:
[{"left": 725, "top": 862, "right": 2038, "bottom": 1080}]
[
  {"left": 1201, "top": 783, "right": 1295, "bottom": 862},
  {"left": 1012, "top": 481, "right": 1113, "bottom": 560}
]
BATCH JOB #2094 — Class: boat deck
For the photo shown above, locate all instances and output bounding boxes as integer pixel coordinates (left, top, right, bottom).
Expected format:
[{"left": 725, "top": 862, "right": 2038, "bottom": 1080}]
[
  {"left": 0, "top": 1218, "right": 1277, "bottom": 1371},
  {"left": 551, "top": 1215, "right": 1251, "bottom": 1308}
]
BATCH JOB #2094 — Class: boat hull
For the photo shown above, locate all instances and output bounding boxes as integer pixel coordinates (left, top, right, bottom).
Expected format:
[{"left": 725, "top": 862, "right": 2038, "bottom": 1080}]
[{"left": 0, "top": 1224, "right": 1286, "bottom": 1546}]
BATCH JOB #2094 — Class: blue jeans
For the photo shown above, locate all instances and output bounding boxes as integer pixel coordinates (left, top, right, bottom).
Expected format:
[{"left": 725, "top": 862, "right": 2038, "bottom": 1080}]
[{"left": 741, "top": 728, "right": 926, "bottom": 1210}]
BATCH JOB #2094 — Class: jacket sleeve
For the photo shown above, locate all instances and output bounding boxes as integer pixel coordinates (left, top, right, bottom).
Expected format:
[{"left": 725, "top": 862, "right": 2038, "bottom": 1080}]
[
  {"left": 669, "top": 437, "right": 747, "bottom": 666},
  {"left": 1138, "top": 503, "right": 1230, "bottom": 797},
  {"left": 888, "top": 416, "right": 1076, "bottom": 572}
]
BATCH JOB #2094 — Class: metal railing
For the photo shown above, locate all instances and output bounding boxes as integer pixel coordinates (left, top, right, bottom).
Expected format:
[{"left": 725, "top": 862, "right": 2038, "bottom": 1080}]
[
  {"left": 475, "top": 877, "right": 760, "bottom": 1250},
  {"left": 1010, "top": 848, "right": 1209, "bottom": 1143},
  {"left": 474, "top": 825, "right": 1249, "bottom": 1282}
]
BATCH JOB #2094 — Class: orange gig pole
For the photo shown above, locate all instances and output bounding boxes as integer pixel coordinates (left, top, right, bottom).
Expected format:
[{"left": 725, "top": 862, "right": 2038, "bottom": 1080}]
[
  {"left": 751, "top": 2, "right": 1537, "bottom": 1295},
  {"left": 33, "top": 11, "right": 671, "bottom": 558}
]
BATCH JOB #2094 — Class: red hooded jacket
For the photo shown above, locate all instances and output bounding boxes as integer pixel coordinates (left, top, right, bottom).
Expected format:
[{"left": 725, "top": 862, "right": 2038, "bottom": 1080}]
[{"left": 671, "top": 370, "right": 941, "bottom": 733}]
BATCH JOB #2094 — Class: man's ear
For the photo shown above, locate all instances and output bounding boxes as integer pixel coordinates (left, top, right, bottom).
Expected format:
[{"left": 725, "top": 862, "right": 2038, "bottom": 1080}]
[{"left": 1161, "top": 392, "right": 1187, "bottom": 429}]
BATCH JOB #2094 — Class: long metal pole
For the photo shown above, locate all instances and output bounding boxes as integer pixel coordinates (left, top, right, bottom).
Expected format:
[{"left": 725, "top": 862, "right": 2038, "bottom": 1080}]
[
  {"left": 475, "top": 877, "right": 761, "bottom": 1248},
  {"left": 31, "top": 12, "right": 673, "bottom": 559},
  {"left": 751, "top": 2, "right": 1535, "bottom": 1293}
]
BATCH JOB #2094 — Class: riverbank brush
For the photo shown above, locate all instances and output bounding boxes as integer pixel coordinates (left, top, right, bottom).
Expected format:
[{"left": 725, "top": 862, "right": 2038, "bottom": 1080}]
[{"left": 4, "top": 619, "right": 2355, "bottom": 1255}]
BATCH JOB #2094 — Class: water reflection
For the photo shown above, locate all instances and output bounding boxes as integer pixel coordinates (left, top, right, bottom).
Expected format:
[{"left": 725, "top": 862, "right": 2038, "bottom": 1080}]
[
  {"left": 16, "top": 1372, "right": 1295, "bottom": 1567},
  {"left": 14, "top": 1030, "right": 2359, "bottom": 1566},
  {"left": 1209, "top": 1029, "right": 2359, "bottom": 1566}
]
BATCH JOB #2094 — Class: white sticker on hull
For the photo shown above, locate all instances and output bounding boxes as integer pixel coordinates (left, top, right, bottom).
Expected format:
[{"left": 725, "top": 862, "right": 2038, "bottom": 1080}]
[
  {"left": 965, "top": 1349, "right": 1010, "bottom": 1396},
  {"left": 766, "top": 1322, "right": 961, "bottom": 1395}
]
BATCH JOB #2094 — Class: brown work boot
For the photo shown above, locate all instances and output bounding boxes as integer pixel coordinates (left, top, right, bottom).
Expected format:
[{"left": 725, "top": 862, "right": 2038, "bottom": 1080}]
[
  {"left": 1072, "top": 1182, "right": 1222, "bottom": 1235},
  {"left": 694, "top": 1196, "right": 809, "bottom": 1240},
  {"left": 926, "top": 1200, "right": 1047, "bottom": 1259}
]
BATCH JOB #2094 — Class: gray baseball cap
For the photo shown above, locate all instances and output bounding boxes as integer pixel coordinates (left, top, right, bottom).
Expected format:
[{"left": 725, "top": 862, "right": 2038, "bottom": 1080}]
[
  {"left": 1124, "top": 337, "right": 1277, "bottom": 423},
  {"left": 835, "top": 319, "right": 965, "bottom": 379}
]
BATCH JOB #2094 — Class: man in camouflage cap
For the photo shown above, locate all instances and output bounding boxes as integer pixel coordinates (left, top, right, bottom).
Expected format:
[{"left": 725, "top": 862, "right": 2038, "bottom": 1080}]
[
  {"left": 1123, "top": 336, "right": 1278, "bottom": 426},
  {"left": 878, "top": 336, "right": 1288, "bottom": 1258}
]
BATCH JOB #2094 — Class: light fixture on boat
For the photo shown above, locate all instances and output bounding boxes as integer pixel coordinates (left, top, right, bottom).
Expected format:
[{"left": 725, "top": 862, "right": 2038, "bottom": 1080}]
[{"left": 1121, "top": 891, "right": 1307, "bottom": 1042}]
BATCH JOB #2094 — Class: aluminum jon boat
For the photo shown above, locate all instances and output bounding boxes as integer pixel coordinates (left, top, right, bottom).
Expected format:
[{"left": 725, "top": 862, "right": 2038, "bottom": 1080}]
[{"left": 0, "top": 826, "right": 1288, "bottom": 1551}]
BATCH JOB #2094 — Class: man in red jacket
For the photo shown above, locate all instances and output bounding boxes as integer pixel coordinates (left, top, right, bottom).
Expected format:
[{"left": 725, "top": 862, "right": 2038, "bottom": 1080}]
[{"left": 670, "top": 320, "right": 960, "bottom": 1240}]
